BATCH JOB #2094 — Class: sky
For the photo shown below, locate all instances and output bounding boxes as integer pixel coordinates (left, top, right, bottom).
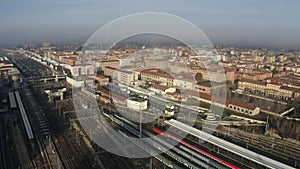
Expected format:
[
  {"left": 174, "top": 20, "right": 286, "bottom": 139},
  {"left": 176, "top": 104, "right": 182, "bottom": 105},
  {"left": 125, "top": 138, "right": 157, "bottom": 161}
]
[{"left": 0, "top": 0, "right": 300, "bottom": 50}]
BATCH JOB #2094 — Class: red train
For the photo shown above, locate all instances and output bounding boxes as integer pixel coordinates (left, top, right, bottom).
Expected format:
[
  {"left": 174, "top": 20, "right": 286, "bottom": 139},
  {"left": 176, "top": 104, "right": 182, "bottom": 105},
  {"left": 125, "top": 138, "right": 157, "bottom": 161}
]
[{"left": 152, "top": 127, "right": 241, "bottom": 169}]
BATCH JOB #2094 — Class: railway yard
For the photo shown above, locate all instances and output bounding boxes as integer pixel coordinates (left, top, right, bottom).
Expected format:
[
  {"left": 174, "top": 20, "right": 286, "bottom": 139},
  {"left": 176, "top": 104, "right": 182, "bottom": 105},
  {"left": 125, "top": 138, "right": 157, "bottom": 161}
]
[
  {"left": 0, "top": 50, "right": 299, "bottom": 169},
  {"left": 1, "top": 53, "right": 152, "bottom": 169}
]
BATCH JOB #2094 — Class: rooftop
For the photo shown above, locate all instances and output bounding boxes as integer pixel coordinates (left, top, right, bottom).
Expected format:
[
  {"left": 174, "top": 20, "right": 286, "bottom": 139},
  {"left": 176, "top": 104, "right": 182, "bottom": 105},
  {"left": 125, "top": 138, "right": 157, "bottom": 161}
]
[
  {"left": 197, "top": 80, "right": 225, "bottom": 87},
  {"left": 239, "top": 79, "right": 267, "bottom": 86},
  {"left": 228, "top": 100, "right": 257, "bottom": 110},
  {"left": 141, "top": 69, "right": 174, "bottom": 79}
]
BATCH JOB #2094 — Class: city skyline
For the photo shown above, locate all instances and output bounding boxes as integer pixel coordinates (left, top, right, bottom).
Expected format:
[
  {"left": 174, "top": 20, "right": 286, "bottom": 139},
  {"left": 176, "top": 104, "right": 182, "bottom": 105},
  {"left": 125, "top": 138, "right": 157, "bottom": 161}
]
[{"left": 1, "top": 0, "right": 300, "bottom": 50}]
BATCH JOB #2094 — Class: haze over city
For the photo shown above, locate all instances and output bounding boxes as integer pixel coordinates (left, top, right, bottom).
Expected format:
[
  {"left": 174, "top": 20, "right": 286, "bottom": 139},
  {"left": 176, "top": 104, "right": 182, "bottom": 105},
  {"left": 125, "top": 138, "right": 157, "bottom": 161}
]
[
  {"left": 1, "top": 0, "right": 300, "bottom": 50},
  {"left": 1, "top": 1, "right": 300, "bottom": 169}
]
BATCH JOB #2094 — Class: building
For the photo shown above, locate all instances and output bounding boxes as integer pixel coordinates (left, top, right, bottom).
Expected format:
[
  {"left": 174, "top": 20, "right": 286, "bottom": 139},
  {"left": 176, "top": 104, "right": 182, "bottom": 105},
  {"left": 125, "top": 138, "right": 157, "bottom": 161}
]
[
  {"left": 191, "top": 66, "right": 228, "bottom": 83},
  {"left": 127, "top": 97, "right": 148, "bottom": 111},
  {"left": 166, "top": 92, "right": 189, "bottom": 101},
  {"left": 224, "top": 68, "right": 236, "bottom": 84},
  {"left": 70, "top": 63, "right": 95, "bottom": 77},
  {"left": 0, "top": 57, "right": 14, "bottom": 78},
  {"left": 141, "top": 69, "right": 175, "bottom": 86},
  {"left": 194, "top": 80, "right": 226, "bottom": 95},
  {"left": 144, "top": 58, "right": 169, "bottom": 68},
  {"left": 174, "top": 77, "right": 195, "bottom": 90},
  {"left": 100, "top": 60, "right": 120, "bottom": 71},
  {"left": 103, "top": 66, "right": 116, "bottom": 77},
  {"left": 265, "top": 56, "right": 276, "bottom": 63},
  {"left": 186, "top": 89, "right": 260, "bottom": 116},
  {"left": 238, "top": 79, "right": 266, "bottom": 94},
  {"left": 0, "top": 57, "right": 20, "bottom": 81},
  {"left": 236, "top": 69, "right": 272, "bottom": 81},
  {"left": 93, "top": 75, "right": 109, "bottom": 86},
  {"left": 44, "top": 87, "right": 67, "bottom": 101},
  {"left": 150, "top": 84, "right": 176, "bottom": 95},
  {"left": 186, "top": 89, "right": 228, "bottom": 108},
  {"left": 164, "top": 104, "right": 176, "bottom": 116},
  {"left": 63, "top": 56, "right": 78, "bottom": 66},
  {"left": 103, "top": 65, "right": 140, "bottom": 85},
  {"left": 99, "top": 88, "right": 127, "bottom": 105},
  {"left": 228, "top": 100, "right": 260, "bottom": 116},
  {"left": 8, "top": 68, "right": 20, "bottom": 81},
  {"left": 238, "top": 78, "right": 300, "bottom": 100},
  {"left": 104, "top": 66, "right": 138, "bottom": 84},
  {"left": 71, "top": 75, "right": 95, "bottom": 87},
  {"left": 169, "top": 62, "right": 190, "bottom": 74},
  {"left": 113, "top": 69, "right": 139, "bottom": 85},
  {"left": 278, "top": 86, "right": 294, "bottom": 100}
]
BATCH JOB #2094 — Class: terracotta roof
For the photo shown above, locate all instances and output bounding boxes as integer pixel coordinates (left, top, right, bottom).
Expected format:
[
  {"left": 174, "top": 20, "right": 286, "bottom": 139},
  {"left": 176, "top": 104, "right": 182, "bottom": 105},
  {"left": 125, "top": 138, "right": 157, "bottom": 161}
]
[
  {"left": 280, "top": 86, "right": 298, "bottom": 92},
  {"left": 150, "top": 80, "right": 162, "bottom": 84},
  {"left": 105, "top": 66, "right": 117, "bottom": 70},
  {"left": 186, "top": 89, "right": 256, "bottom": 110},
  {"left": 95, "top": 75, "right": 107, "bottom": 79},
  {"left": 186, "top": 89, "right": 211, "bottom": 100},
  {"left": 185, "top": 89, "right": 229, "bottom": 104},
  {"left": 152, "top": 84, "right": 170, "bottom": 91},
  {"left": 100, "top": 60, "right": 119, "bottom": 62},
  {"left": 239, "top": 79, "right": 266, "bottom": 86},
  {"left": 91, "top": 75, "right": 109, "bottom": 82},
  {"left": 99, "top": 89, "right": 110, "bottom": 96},
  {"left": 115, "top": 68, "right": 134, "bottom": 74},
  {"left": 175, "top": 77, "right": 196, "bottom": 83},
  {"left": 112, "top": 94, "right": 127, "bottom": 102},
  {"left": 105, "top": 66, "right": 133, "bottom": 74},
  {"left": 141, "top": 70, "right": 174, "bottom": 79},
  {"left": 269, "top": 81, "right": 281, "bottom": 85},
  {"left": 99, "top": 89, "right": 126, "bottom": 102},
  {"left": 166, "top": 92, "right": 189, "bottom": 99},
  {"left": 228, "top": 100, "right": 257, "bottom": 110},
  {"left": 74, "top": 63, "right": 93, "bottom": 66}
]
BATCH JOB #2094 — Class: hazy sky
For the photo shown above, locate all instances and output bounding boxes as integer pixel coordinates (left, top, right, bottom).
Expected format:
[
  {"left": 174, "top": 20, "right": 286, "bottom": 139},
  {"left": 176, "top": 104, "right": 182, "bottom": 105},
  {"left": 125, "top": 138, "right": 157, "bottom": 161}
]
[{"left": 1, "top": 0, "right": 299, "bottom": 49}]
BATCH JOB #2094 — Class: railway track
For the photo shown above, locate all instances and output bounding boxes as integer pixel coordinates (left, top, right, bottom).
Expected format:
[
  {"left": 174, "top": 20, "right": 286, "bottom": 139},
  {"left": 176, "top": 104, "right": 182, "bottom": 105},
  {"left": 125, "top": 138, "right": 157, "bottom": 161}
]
[
  {"left": 219, "top": 127, "right": 300, "bottom": 164},
  {"left": 18, "top": 88, "right": 52, "bottom": 169},
  {"left": 41, "top": 106, "right": 94, "bottom": 169},
  {"left": 50, "top": 97, "right": 144, "bottom": 169}
]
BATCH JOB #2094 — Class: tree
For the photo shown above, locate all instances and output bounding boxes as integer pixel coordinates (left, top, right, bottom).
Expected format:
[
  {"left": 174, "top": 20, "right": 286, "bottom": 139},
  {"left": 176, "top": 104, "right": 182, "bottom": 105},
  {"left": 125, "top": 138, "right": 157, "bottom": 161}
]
[
  {"left": 195, "top": 73, "right": 203, "bottom": 82},
  {"left": 292, "top": 97, "right": 300, "bottom": 117}
]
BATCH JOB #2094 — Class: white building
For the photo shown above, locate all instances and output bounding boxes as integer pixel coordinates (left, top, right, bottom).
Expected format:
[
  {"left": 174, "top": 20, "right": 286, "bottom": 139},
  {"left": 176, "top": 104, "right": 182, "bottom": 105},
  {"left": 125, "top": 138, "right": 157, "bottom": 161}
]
[
  {"left": 174, "top": 77, "right": 195, "bottom": 90},
  {"left": 127, "top": 98, "right": 148, "bottom": 111},
  {"left": 70, "top": 63, "right": 94, "bottom": 77},
  {"left": 227, "top": 101, "right": 260, "bottom": 116},
  {"left": 164, "top": 104, "right": 175, "bottom": 116}
]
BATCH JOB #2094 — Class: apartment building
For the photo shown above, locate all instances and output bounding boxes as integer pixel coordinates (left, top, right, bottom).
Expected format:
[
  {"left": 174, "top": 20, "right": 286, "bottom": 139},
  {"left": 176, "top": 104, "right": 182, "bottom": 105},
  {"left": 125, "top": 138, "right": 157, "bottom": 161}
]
[
  {"left": 238, "top": 79, "right": 299, "bottom": 100},
  {"left": 100, "top": 60, "right": 120, "bottom": 71},
  {"left": 104, "top": 66, "right": 138, "bottom": 84},
  {"left": 141, "top": 69, "right": 175, "bottom": 86}
]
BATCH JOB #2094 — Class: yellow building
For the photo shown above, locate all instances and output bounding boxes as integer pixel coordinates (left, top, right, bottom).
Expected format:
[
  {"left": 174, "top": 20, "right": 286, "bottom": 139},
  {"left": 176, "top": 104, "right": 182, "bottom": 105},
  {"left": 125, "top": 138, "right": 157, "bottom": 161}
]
[
  {"left": 141, "top": 69, "right": 175, "bottom": 86},
  {"left": 100, "top": 60, "right": 120, "bottom": 71}
]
